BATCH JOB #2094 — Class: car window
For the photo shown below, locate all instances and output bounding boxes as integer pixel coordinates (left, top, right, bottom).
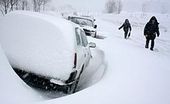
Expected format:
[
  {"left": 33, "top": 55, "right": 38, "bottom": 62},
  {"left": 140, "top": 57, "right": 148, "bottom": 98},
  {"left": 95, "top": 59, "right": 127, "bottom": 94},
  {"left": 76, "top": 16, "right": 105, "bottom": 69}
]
[
  {"left": 71, "top": 17, "right": 93, "bottom": 27},
  {"left": 80, "top": 30, "right": 88, "bottom": 47},
  {"left": 75, "top": 28, "right": 81, "bottom": 45}
]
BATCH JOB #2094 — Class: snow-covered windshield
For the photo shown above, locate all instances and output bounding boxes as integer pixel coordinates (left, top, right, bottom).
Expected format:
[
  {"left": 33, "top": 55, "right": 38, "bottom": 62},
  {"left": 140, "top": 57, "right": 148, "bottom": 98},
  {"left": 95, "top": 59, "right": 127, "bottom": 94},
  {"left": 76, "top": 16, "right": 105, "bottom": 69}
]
[{"left": 70, "top": 17, "right": 93, "bottom": 27}]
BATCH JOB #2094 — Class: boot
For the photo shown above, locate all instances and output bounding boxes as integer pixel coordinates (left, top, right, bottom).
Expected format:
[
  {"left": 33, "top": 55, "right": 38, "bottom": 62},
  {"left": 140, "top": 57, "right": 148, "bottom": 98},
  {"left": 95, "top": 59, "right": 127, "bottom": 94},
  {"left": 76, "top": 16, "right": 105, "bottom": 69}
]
[{"left": 145, "top": 45, "right": 149, "bottom": 48}]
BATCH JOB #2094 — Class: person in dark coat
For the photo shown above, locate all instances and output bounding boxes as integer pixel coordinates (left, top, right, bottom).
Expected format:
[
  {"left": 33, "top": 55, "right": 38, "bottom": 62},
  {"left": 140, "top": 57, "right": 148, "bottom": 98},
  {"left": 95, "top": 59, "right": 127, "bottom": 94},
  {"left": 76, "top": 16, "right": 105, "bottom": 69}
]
[
  {"left": 144, "top": 16, "right": 160, "bottom": 51},
  {"left": 119, "top": 19, "right": 132, "bottom": 39}
]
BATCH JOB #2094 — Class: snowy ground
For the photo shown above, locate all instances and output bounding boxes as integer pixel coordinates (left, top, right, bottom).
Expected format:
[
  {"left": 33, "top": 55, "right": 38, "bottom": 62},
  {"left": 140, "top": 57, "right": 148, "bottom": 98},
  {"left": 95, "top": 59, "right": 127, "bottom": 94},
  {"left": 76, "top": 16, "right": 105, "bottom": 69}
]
[
  {"left": 0, "top": 12, "right": 170, "bottom": 104},
  {"left": 0, "top": 46, "right": 46, "bottom": 104},
  {"left": 36, "top": 13, "right": 170, "bottom": 104}
]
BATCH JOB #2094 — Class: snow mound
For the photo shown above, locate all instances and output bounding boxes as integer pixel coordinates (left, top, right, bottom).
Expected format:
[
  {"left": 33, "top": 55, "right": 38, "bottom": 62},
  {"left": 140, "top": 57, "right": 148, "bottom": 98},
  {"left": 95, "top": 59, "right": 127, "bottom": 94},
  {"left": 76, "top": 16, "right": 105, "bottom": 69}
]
[
  {"left": 0, "top": 11, "right": 77, "bottom": 80},
  {"left": 0, "top": 46, "right": 44, "bottom": 104}
]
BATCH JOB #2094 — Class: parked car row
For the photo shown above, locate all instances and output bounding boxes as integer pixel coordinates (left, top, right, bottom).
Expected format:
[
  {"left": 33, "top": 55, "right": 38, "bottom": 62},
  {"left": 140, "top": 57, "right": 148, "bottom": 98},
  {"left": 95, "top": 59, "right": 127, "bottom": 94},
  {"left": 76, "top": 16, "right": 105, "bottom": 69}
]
[{"left": 0, "top": 11, "right": 96, "bottom": 94}]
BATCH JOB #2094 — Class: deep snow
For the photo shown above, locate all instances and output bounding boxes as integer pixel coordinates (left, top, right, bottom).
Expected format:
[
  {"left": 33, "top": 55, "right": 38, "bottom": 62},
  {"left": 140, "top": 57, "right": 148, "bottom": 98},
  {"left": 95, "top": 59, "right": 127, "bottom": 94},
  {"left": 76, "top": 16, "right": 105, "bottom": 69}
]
[
  {"left": 35, "top": 12, "right": 170, "bottom": 104},
  {"left": 0, "top": 11, "right": 170, "bottom": 104},
  {"left": 0, "top": 11, "right": 106, "bottom": 103},
  {"left": 0, "top": 46, "right": 45, "bottom": 104}
]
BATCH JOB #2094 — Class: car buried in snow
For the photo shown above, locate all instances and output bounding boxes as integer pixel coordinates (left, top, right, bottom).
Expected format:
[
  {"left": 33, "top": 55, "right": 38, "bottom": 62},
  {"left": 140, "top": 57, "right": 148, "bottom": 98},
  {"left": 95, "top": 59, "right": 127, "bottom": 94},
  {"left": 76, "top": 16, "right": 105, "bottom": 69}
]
[
  {"left": 0, "top": 11, "right": 96, "bottom": 94},
  {"left": 68, "top": 16, "right": 97, "bottom": 38}
]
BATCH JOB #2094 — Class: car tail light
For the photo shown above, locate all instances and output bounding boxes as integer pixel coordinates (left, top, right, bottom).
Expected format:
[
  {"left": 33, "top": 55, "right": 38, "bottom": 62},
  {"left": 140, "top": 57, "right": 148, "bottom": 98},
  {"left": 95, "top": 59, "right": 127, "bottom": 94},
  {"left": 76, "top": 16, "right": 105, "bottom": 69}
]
[{"left": 73, "top": 53, "right": 77, "bottom": 68}]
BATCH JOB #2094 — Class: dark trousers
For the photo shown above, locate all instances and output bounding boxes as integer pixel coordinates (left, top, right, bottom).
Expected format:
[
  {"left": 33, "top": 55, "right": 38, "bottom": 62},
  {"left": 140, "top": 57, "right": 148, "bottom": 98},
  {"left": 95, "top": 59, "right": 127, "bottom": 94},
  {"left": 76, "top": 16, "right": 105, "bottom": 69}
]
[
  {"left": 124, "top": 30, "right": 129, "bottom": 39},
  {"left": 145, "top": 34, "right": 156, "bottom": 50},
  {"left": 145, "top": 39, "right": 154, "bottom": 49}
]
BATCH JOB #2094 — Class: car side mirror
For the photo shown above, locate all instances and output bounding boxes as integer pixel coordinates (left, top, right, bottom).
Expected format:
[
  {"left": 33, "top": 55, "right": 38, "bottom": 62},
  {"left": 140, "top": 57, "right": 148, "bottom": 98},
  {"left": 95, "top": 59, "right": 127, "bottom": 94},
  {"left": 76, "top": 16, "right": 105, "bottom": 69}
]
[
  {"left": 94, "top": 25, "right": 97, "bottom": 29},
  {"left": 89, "top": 42, "right": 96, "bottom": 48}
]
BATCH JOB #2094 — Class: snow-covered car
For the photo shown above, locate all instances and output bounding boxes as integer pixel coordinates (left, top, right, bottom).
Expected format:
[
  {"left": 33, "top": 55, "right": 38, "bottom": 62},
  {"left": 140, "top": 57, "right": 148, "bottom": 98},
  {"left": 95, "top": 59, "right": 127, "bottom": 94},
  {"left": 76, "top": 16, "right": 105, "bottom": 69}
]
[
  {"left": 81, "top": 15, "right": 96, "bottom": 22},
  {"left": 0, "top": 11, "right": 96, "bottom": 94},
  {"left": 68, "top": 16, "right": 97, "bottom": 37}
]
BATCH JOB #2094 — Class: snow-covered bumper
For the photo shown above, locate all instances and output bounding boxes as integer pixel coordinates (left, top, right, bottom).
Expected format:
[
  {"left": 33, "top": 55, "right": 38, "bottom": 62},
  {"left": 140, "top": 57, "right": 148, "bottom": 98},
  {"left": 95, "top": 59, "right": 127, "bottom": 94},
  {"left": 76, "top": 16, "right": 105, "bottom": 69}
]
[{"left": 13, "top": 67, "right": 78, "bottom": 93}]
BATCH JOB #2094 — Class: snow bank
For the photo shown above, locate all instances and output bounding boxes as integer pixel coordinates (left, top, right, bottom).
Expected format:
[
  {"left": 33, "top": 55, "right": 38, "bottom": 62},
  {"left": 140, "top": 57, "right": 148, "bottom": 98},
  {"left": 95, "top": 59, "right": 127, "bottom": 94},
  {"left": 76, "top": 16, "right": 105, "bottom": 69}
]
[
  {"left": 78, "top": 47, "right": 106, "bottom": 91},
  {"left": 0, "top": 11, "right": 76, "bottom": 80},
  {"left": 0, "top": 46, "right": 44, "bottom": 104}
]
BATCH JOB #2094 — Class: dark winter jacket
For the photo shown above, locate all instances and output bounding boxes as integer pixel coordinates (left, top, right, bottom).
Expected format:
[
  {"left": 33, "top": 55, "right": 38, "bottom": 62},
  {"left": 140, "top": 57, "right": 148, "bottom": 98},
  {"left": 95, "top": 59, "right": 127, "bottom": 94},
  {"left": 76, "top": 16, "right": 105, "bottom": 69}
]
[
  {"left": 144, "top": 16, "right": 160, "bottom": 39},
  {"left": 119, "top": 19, "right": 132, "bottom": 32}
]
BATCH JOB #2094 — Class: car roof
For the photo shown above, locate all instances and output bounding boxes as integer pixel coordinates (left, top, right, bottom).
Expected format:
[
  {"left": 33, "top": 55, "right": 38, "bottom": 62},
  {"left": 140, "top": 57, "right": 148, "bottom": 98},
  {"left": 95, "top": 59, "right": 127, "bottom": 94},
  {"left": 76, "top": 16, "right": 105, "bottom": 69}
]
[
  {"left": 81, "top": 15, "right": 95, "bottom": 20},
  {"left": 69, "top": 15, "right": 94, "bottom": 21}
]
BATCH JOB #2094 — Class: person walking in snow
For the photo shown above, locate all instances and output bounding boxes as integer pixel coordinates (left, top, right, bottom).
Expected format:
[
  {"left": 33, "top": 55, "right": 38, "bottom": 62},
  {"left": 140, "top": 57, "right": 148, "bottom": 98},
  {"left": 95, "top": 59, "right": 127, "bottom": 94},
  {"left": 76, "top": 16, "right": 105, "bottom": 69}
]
[
  {"left": 119, "top": 19, "right": 132, "bottom": 39},
  {"left": 144, "top": 16, "right": 160, "bottom": 51}
]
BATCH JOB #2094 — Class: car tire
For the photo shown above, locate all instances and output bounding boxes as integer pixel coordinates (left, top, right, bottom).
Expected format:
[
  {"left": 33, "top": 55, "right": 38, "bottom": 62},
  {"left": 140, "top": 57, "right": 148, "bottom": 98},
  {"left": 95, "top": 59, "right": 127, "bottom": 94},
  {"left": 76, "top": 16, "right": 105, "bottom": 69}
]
[{"left": 94, "top": 32, "right": 97, "bottom": 38}]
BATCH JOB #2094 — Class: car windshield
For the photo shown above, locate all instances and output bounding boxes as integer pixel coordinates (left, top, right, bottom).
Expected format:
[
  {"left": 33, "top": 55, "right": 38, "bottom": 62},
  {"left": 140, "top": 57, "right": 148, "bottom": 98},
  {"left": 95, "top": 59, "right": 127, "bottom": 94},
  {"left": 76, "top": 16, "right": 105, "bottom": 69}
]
[{"left": 71, "top": 17, "right": 93, "bottom": 27}]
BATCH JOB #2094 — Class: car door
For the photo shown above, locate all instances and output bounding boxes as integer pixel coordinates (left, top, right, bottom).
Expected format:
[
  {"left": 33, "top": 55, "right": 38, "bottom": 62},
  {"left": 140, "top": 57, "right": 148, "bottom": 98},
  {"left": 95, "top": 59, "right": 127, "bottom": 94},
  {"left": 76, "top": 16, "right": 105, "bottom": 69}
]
[
  {"left": 79, "top": 29, "right": 91, "bottom": 66},
  {"left": 75, "top": 28, "right": 87, "bottom": 73}
]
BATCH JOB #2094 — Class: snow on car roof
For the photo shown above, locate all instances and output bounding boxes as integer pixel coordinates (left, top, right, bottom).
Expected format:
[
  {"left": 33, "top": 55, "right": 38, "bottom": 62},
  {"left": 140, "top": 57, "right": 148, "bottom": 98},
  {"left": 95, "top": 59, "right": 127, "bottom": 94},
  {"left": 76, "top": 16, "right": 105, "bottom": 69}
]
[
  {"left": 69, "top": 15, "right": 94, "bottom": 21},
  {"left": 0, "top": 11, "right": 77, "bottom": 80}
]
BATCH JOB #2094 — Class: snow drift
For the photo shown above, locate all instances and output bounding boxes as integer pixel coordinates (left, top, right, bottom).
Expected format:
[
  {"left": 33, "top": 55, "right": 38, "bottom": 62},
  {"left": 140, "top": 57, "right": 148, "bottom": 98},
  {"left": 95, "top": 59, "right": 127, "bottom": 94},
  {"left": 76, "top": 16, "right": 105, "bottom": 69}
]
[{"left": 0, "top": 45, "right": 44, "bottom": 104}]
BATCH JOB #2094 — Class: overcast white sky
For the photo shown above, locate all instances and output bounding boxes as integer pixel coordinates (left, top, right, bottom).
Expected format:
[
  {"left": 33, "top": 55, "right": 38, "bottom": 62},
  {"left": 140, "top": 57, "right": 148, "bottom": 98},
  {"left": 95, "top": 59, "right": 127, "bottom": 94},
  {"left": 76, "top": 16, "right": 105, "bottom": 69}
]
[
  {"left": 51, "top": 0, "right": 170, "bottom": 13},
  {"left": 51, "top": 0, "right": 105, "bottom": 12}
]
